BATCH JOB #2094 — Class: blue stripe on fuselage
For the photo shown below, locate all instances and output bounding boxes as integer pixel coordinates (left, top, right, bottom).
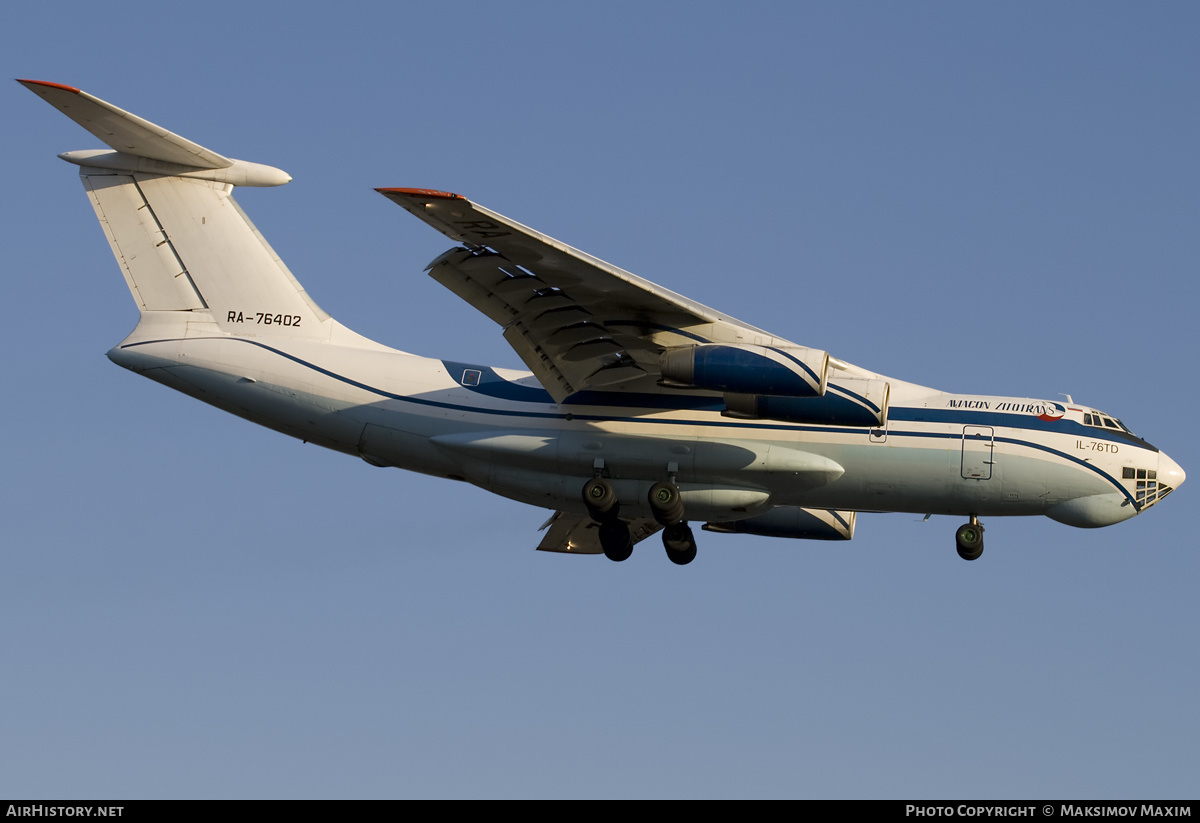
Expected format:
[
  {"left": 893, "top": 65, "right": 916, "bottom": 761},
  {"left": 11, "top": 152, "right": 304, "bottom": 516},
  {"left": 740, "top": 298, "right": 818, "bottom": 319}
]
[
  {"left": 891, "top": 407, "right": 1156, "bottom": 451},
  {"left": 126, "top": 339, "right": 1151, "bottom": 449},
  {"left": 122, "top": 338, "right": 1146, "bottom": 501}
]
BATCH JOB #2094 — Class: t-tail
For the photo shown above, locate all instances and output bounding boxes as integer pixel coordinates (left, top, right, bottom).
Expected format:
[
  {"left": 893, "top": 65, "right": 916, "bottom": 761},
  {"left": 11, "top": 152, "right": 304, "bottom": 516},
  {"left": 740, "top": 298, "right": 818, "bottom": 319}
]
[{"left": 18, "top": 79, "right": 371, "bottom": 349}]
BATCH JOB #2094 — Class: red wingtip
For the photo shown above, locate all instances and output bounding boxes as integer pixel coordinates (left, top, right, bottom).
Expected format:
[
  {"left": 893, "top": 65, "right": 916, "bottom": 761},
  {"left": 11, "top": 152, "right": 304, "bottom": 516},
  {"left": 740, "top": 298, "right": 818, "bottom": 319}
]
[
  {"left": 376, "top": 187, "right": 465, "bottom": 200},
  {"left": 17, "top": 79, "right": 82, "bottom": 94}
]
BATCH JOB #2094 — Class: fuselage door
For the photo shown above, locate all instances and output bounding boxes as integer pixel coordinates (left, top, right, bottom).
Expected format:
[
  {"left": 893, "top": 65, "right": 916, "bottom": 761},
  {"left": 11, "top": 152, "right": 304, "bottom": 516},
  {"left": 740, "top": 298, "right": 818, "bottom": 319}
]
[{"left": 961, "top": 426, "right": 995, "bottom": 480}]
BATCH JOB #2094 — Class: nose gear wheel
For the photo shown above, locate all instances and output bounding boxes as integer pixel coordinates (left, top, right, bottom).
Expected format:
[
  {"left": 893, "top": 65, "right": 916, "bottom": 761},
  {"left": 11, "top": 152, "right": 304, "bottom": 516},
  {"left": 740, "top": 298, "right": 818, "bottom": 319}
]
[{"left": 955, "top": 517, "right": 984, "bottom": 561}]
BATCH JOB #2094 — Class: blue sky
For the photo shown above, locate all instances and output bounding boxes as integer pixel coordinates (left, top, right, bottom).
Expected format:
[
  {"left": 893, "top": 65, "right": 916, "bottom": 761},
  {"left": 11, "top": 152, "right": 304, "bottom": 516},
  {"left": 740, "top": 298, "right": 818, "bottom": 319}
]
[{"left": 3, "top": 2, "right": 1197, "bottom": 798}]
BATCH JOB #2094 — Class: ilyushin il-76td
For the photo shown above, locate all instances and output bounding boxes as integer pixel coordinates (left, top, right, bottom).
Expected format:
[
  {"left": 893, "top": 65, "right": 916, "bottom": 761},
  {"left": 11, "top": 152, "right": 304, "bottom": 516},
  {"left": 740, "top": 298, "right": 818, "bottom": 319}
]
[{"left": 21, "top": 79, "right": 1185, "bottom": 565}]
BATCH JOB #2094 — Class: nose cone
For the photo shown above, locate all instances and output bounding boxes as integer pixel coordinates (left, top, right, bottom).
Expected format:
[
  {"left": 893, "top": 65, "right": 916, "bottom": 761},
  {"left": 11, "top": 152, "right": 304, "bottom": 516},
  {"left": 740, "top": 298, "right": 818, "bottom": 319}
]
[{"left": 1159, "top": 452, "right": 1186, "bottom": 491}]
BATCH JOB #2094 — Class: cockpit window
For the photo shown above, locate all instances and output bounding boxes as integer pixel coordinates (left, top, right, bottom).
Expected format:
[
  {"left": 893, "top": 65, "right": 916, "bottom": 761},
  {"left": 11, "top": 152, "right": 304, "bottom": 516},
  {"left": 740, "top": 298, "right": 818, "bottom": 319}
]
[{"left": 1083, "top": 410, "right": 1133, "bottom": 434}]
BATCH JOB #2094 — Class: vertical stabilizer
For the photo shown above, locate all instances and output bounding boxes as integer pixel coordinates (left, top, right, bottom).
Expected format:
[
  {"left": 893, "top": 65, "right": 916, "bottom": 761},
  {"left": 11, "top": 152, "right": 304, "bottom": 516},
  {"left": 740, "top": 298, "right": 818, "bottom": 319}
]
[
  {"left": 81, "top": 171, "right": 331, "bottom": 338},
  {"left": 20, "top": 79, "right": 335, "bottom": 341}
]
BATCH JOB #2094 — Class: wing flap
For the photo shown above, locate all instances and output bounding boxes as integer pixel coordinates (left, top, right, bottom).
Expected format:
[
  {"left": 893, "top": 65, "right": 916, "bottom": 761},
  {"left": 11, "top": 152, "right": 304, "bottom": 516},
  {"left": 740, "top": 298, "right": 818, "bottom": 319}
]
[
  {"left": 430, "top": 246, "right": 654, "bottom": 400},
  {"left": 502, "top": 324, "right": 575, "bottom": 400}
]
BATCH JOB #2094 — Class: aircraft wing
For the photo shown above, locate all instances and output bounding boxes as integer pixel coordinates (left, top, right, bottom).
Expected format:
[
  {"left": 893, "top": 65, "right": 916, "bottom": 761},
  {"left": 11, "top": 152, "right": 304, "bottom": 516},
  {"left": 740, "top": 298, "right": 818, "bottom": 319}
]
[
  {"left": 536, "top": 511, "right": 661, "bottom": 554},
  {"left": 377, "top": 188, "right": 791, "bottom": 402}
]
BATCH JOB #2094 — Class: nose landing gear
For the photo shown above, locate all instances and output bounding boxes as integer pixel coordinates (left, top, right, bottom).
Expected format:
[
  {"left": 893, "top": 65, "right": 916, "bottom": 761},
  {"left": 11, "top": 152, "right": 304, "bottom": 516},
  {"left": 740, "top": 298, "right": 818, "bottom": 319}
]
[{"left": 955, "top": 516, "right": 984, "bottom": 561}]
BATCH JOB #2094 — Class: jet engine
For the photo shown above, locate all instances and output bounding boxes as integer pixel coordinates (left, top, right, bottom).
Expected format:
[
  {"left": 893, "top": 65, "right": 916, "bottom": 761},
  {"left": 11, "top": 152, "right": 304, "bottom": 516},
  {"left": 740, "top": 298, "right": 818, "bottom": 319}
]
[{"left": 659, "top": 344, "right": 829, "bottom": 397}]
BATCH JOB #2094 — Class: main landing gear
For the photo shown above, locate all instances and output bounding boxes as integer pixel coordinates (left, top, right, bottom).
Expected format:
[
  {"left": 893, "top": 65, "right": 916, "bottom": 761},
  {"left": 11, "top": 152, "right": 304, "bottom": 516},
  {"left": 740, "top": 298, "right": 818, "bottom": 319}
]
[
  {"left": 598, "top": 518, "right": 633, "bottom": 562},
  {"left": 582, "top": 478, "right": 632, "bottom": 562},
  {"left": 955, "top": 515, "right": 984, "bottom": 561},
  {"left": 662, "top": 522, "right": 697, "bottom": 565},
  {"left": 582, "top": 477, "right": 698, "bottom": 565},
  {"left": 649, "top": 480, "right": 696, "bottom": 565}
]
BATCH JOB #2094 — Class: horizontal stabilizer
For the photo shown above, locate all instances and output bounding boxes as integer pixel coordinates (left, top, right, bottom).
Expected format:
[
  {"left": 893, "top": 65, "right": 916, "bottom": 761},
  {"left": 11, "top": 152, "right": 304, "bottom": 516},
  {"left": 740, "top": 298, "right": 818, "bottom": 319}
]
[
  {"left": 19, "top": 79, "right": 233, "bottom": 169},
  {"left": 18, "top": 79, "right": 290, "bottom": 187}
]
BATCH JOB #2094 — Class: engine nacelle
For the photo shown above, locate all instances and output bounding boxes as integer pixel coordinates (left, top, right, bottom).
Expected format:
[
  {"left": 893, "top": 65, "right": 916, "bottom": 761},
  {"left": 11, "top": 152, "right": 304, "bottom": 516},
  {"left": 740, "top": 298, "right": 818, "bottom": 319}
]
[
  {"left": 703, "top": 507, "right": 856, "bottom": 540},
  {"left": 659, "top": 344, "right": 829, "bottom": 397},
  {"left": 722, "top": 377, "right": 889, "bottom": 428}
]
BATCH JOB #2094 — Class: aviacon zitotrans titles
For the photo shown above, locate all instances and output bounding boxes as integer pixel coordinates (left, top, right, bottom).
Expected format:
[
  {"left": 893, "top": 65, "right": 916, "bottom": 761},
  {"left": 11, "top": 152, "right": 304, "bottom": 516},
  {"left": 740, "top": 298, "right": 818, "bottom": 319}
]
[{"left": 20, "top": 79, "right": 1185, "bottom": 565}]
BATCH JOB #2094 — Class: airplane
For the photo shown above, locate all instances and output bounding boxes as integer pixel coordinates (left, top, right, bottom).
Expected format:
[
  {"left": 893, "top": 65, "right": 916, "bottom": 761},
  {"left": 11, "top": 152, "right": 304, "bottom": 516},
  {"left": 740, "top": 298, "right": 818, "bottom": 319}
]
[{"left": 20, "top": 79, "right": 1185, "bottom": 565}]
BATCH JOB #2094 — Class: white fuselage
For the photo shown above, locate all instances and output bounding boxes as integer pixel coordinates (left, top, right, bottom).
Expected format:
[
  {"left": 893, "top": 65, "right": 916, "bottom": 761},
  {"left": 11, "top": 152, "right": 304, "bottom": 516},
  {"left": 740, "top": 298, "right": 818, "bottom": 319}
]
[{"left": 108, "top": 317, "right": 1179, "bottom": 531}]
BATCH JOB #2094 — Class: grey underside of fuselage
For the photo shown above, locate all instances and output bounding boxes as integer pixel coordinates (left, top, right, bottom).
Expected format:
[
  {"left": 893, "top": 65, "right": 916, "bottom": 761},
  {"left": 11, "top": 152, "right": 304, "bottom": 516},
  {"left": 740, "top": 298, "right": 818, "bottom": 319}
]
[{"left": 112, "top": 341, "right": 1115, "bottom": 522}]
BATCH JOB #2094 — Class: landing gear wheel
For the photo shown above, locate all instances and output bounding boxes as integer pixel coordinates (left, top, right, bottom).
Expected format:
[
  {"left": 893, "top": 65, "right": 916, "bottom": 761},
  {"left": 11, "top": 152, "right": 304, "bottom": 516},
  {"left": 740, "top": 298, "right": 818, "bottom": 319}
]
[
  {"left": 648, "top": 481, "right": 685, "bottom": 525},
  {"left": 582, "top": 478, "right": 618, "bottom": 521},
  {"left": 955, "top": 521, "right": 984, "bottom": 561},
  {"left": 666, "top": 544, "right": 697, "bottom": 566},
  {"left": 662, "top": 522, "right": 697, "bottom": 565},
  {"left": 599, "top": 519, "right": 633, "bottom": 562}
]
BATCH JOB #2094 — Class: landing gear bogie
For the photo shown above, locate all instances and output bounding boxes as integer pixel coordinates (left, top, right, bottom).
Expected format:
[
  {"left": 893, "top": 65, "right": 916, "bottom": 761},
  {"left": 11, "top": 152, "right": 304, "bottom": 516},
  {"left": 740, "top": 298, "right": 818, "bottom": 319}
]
[{"left": 581, "top": 475, "right": 702, "bottom": 565}]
